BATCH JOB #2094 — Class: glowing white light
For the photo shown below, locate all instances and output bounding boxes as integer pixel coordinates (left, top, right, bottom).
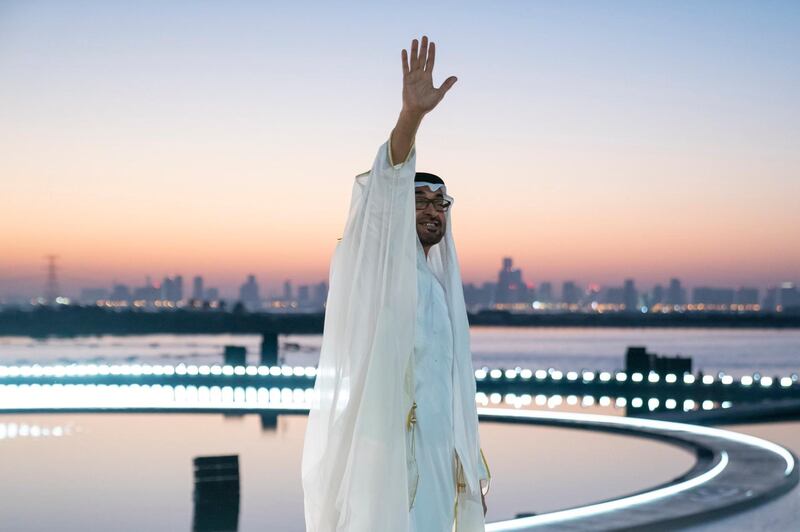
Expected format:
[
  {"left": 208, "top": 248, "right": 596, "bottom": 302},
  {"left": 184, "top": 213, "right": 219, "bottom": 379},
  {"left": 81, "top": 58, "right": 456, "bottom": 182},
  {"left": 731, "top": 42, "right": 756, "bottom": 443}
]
[
  {"left": 615, "top": 372, "right": 627, "bottom": 382},
  {"left": 520, "top": 369, "right": 533, "bottom": 379},
  {"left": 581, "top": 396, "right": 595, "bottom": 407},
  {"left": 647, "top": 372, "right": 660, "bottom": 383},
  {"left": 211, "top": 365, "right": 222, "bottom": 376},
  {"left": 489, "top": 393, "right": 501, "bottom": 405},
  {"left": 534, "top": 394, "right": 547, "bottom": 406},
  {"left": 631, "top": 397, "right": 643, "bottom": 408},
  {"left": 582, "top": 371, "right": 595, "bottom": 381},
  {"left": 665, "top": 373, "right": 677, "bottom": 384},
  {"left": 599, "top": 396, "right": 611, "bottom": 407},
  {"left": 534, "top": 369, "right": 547, "bottom": 380},
  {"left": 489, "top": 369, "right": 502, "bottom": 379},
  {"left": 631, "top": 373, "right": 643, "bottom": 383},
  {"left": 566, "top": 371, "right": 579, "bottom": 381},
  {"left": 702, "top": 400, "right": 714, "bottom": 410},
  {"left": 702, "top": 375, "right": 714, "bottom": 385},
  {"left": 741, "top": 376, "right": 753, "bottom": 386},
  {"left": 683, "top": 374, "right": 696, "bottom": 384},
  {"left": 721, "top": 375, "right": 734, "bottom": 385},
  {"left": 760, "top": 377, "right": 773, "bottom": 387},
  {"left": 599, "top": 372, "right": 611, "bottom": 382},
  {"left": 566, "top": 395, "right": 578, "bottom": 405},
  {"left": 615, "top": 397, "right": 627, "bottom": 407},
  {"left": 504, "top": 369, "right": 517, "bottom": 379},
  {"left": 474, "top": 369, "right": 487, "bottom": 380},
  {"left": 269, "top": 366, "right": 281, "bottom": 376},
  {"left": 246, "top": 366, "right": 258, "bottom": 376},
  {"left": 550, "top": 370, "right": 563, "bottom": 380},
  {"left": 780, "top": 377, "right": 792, "bottom": 387},
  {"left": 665, "top": 399, "right": 677, "bottom": 409},
  {"left": 648, "top": 398, "right": 659, "bottom": 411}
]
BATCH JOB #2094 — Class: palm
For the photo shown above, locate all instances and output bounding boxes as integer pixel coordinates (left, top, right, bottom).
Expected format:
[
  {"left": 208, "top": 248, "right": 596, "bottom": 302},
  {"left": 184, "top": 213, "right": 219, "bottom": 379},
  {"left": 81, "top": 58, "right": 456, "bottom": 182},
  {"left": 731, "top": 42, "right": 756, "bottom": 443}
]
[{"left": 401, "top": 36, "right": 457, "bottom": 115}]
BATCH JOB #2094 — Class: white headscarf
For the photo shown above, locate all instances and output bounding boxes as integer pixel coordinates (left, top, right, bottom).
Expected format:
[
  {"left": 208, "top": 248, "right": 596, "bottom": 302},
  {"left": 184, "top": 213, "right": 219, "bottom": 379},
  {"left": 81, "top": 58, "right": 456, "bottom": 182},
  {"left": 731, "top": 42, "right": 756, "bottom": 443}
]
[{"left": 302, "top": 139, "right": 485, "bottom": 531}]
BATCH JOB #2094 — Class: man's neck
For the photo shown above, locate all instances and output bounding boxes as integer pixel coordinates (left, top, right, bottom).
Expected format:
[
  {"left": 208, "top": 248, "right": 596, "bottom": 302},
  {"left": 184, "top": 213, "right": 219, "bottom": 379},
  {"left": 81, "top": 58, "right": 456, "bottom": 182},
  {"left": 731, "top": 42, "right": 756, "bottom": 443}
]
[{"left": 423, "top": 245, "right": 430, "bottom": 257}]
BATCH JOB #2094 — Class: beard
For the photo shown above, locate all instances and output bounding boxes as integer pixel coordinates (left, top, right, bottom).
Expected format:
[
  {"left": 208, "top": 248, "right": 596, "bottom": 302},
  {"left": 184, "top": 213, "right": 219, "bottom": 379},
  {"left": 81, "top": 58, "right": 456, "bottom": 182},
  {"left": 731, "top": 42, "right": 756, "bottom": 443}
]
[{"left": 417, "top": 222, "right": 445, "bottom": 248}]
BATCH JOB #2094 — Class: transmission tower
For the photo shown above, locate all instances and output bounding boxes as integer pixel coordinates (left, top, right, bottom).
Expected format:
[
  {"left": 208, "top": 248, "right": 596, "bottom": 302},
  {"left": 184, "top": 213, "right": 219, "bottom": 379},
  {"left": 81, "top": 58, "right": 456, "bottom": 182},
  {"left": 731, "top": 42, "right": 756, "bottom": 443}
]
[{"left": 44, "top": 254, "right": 59, "bottom": 305}]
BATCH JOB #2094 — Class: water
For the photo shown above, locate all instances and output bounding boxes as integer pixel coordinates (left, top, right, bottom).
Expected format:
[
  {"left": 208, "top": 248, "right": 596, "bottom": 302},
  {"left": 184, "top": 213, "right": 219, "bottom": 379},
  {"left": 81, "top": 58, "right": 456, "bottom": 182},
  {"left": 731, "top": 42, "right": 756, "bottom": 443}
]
[
  {"left": 0, "top": 328, "right": 797, "bottom": 530},
  {"left": 0, "top": 410, "right": 698, "bottom": 531},
  {"left": 1, "top": 327, "right": 798, "bottom": 377}
]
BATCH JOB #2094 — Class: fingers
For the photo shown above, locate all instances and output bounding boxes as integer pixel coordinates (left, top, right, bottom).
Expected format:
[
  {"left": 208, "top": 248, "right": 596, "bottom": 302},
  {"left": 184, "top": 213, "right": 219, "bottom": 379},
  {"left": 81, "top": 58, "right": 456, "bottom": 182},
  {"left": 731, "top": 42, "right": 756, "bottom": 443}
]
[
  {"left": 438, "top": 75, "right": 458, "bottom": 95},
  {"left": 418, "top": 35, "right": 428, "bottom": 72},
  {"left": 409, "top": 38, "right": 419, "bottom": 70},
  {"left": 426, "top": 41, "right": 435, "bottom": 73},
  {"left": 401, "top": 49, "right": 409, "bottom": 75}
]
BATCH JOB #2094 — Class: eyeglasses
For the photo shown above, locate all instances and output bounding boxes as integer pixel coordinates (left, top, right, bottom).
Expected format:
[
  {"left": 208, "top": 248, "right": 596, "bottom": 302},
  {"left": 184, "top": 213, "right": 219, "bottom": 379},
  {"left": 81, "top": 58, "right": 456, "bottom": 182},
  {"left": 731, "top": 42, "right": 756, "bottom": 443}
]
[{"left": 415, "top": 198, "right": 452, "bottom": 212}]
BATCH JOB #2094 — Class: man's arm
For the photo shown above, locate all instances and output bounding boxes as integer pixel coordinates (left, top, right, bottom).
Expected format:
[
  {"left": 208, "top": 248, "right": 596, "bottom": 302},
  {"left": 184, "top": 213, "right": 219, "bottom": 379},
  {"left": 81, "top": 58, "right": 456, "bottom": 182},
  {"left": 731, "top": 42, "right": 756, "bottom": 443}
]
[{"left": 390, "top": 35, "right": 458, "bottom": 166}]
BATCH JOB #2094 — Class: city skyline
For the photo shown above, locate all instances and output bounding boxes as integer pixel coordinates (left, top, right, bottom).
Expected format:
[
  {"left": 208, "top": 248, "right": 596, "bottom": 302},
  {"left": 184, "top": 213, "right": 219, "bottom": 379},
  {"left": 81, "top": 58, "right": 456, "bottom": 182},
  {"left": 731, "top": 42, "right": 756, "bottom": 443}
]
[
  {"left": 2, "top": 2, "right": 798, "bottom": 299},
  {"left": 2, "top": 255, "right": 796, "bottom": 312}
]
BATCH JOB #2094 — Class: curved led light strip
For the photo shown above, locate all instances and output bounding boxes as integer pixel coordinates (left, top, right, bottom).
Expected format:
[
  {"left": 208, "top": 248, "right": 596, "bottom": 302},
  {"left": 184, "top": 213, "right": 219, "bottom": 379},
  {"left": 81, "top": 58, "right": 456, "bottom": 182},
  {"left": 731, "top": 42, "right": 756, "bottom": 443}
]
[
  {"left": 477, "top": 408, "right": 794, "bottom": 477},
  {"left": 486, "top": 451, "right": 729, "bottom": 530}
]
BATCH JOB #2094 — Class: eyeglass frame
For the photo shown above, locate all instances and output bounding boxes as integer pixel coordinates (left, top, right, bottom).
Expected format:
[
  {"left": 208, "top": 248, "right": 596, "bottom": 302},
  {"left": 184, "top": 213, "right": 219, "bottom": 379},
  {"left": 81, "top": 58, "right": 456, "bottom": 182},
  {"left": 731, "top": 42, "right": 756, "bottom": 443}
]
[{"left": 414, "top": 193, "right": 454, "bottom": 212}]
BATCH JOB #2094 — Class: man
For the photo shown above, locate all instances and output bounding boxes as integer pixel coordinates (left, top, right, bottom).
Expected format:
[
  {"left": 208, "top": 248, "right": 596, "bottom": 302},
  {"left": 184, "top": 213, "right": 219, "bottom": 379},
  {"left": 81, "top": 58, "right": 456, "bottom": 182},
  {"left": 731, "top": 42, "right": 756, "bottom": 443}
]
[{"left": 302, "top": 36, "right": 490, "bottom": 532}]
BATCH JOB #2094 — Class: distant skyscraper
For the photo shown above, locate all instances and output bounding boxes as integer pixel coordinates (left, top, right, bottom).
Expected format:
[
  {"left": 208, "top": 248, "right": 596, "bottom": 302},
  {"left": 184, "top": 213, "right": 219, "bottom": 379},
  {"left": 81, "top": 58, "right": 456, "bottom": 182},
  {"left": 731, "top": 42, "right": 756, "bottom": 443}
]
[
  {"left": 562, "top": 281, "right": 581, "bottom": 305},
  {"left": 735, "top": 287, "right": 759, "bottom": 306},
  {"left": 780, "top": 282, "right": 800, "bottom": 310},
  {"left": 205, "top": 287, "right": 220, "bottom": 301},
  {"left": 298, "top": 285, "right": 310, "bottom": 306},
  {"left": 312, "top": 282, "right": 329, "bottom": 308},
  {"left": 495, "top": 257, "right": 528, "bottom": 304},
  {"left": 537, "top": 282, "right": 553, "bottom": 303},
  {"left": 666, "top": 278, "right": 685, "bottom": 307},
  {"left": 192, "top": 276, "right": 204, "bottom": 300},
  {"left": 239, "top": 275, "right": 261, "bottom": 311},
  {"left": 160, "top": 275, "right": 184, "bottom": 302},
  {"left": 110, "top": 283, "right": 132, "bottom": 303},
  {"left": 651, "top": 284, "right": 664, "bottom": 306},
  {"left": 623, "top": 279, "right": 638, "bottom": 312},
  {"left": 283, "top": 280, "right": 293, "bottom": 301}
]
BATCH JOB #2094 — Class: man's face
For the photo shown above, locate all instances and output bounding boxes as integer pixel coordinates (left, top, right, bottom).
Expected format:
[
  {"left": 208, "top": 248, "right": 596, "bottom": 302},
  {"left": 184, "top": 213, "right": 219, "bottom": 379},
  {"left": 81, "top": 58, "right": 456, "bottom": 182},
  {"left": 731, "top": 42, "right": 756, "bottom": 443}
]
[{"left": 415, "top": 186, "right": 447, "bottom": 249}]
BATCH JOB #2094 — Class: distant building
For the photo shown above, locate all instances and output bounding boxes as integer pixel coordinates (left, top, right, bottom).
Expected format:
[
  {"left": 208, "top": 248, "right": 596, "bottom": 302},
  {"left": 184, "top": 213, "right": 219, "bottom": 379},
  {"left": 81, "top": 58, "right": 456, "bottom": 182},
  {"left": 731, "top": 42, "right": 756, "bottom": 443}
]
[
  {"left": 537, "top": 282, "right": 553, "bottom": 303},
  {"left": 650, "top": 284, "right": 664, "bottom": 306},
  {"left": 666, "top": 278, "right": 685, "bottom": 307},
  {"left": 562, "top": 281, "right": 581, "bottom": 305},
  {"left": 297, "top": 285, "right": 310, "bottom": 307},
  {"left": 623, "top": 279, "right": 638, "bottom": 312},
  {"left": 161, "top": 275, "right": 184, "bottom": 302},
  {"left": 192, "top": 276, "right": 205, "bottom": 301},
  {"left": 692, "top": 287, "right": 735, "bottom": 306},
  {"left": 239, "top": 275, "right": 261, "bottom": 311},
  {"left": 283, "top": 280, "right": 293, "bottom": 302},
  {"left": 495, "top": 257, "right": 528, "bottom": 304},
  {"left": 780, "top": 282, "right": 800, "bottom": 310},
  {"left": 205, "top": 287, "right": 220, "bottom": 301},
  {"left": 110, "top": 283, "right": 132, "bottom": 303},
  {"left": 312, "top": 282, "right": 329, "bottom": 308},
  {"left": 735, "top": 287, "right": 759, "bottom": 306}
]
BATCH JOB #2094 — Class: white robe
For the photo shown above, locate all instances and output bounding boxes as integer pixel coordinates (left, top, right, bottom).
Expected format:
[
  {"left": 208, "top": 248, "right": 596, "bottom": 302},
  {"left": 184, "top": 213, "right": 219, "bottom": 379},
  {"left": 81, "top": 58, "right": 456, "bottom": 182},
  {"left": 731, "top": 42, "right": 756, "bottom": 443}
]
[
  {"left": 302, "top": 139, "right": 489, "bottom": 532},
  {"left": 410, "top": 239, "right": 457, "bottom": 531}
]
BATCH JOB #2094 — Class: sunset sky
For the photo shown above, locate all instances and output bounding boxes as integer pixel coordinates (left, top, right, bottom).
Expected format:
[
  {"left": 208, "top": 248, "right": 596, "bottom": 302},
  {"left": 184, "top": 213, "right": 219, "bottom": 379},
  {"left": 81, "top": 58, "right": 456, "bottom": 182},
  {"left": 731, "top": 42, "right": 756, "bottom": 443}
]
[{"left": 1, "top": 1, "right": 798, "bottom": 299}]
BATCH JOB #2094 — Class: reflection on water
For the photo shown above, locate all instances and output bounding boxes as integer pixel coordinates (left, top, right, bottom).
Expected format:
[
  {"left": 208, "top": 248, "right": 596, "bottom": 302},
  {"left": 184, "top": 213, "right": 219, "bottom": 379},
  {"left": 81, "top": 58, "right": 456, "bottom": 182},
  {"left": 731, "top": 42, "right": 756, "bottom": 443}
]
[
  {"left": 1, "top": 327, "right": 798, "bottom": 377},
  {"left": 0, "top": 409, "right": 699, "bottom": 531}
]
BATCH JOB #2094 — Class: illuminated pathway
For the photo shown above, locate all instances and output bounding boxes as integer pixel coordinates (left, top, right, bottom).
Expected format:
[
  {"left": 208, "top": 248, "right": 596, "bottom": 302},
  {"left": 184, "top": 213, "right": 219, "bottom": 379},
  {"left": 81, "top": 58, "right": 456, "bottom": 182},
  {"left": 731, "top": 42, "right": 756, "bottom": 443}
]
[{"left": 0, "top": 365, "right": 798, "bottom": 530}]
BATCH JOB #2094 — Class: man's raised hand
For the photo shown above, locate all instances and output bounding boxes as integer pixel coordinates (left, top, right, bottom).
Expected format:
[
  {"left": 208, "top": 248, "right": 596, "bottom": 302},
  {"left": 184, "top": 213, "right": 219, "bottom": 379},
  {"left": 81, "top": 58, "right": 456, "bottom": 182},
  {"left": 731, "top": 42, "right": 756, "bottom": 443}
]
[{"left": 401, "top": 36, "right": 457, "bottom": 116}]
